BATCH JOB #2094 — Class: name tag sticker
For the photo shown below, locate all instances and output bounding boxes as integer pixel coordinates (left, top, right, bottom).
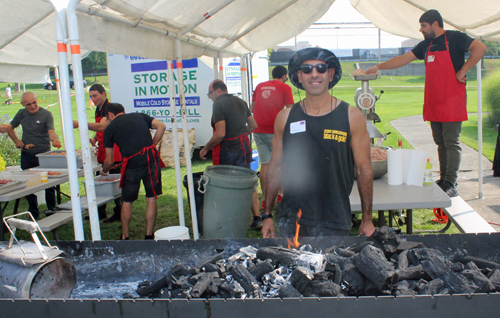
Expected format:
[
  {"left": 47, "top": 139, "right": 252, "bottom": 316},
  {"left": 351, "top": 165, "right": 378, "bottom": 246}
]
[
  {"left": 290, "top": 120, "right": 306, "bottom": 134},
  {"left": 427, "top": 55, "right": 435, "bottom": 62}
]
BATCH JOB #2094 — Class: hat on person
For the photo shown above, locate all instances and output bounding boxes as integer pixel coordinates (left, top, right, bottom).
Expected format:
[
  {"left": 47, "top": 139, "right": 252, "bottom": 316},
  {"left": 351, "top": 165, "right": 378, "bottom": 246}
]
[{"left": 288, "top": 47, "right": 342, "bottom": 90}]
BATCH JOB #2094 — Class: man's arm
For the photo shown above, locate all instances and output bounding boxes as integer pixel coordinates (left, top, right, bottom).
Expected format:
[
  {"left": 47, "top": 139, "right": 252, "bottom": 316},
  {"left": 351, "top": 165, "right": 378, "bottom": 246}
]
[
  {"left": 4, "top": 125, "right": 24, "bottom": 148},
  {"left": 250, "top": 101, "right": 256, "bottom": 113},
  {"left": 48, "top": 129, "right": 62, "bottom": 148},
  {"left": 349, "top": 106, "right": 375, "bottom": 236},
  {"left": 285, "top": 104, "right": 294, "bottom": 109},
  {"left": 74, "top": 117, "right": 110, "bottom": 132},
  {"left": 456, "top": 39, "right": 487, "bottom": 83},
  {"left": 261, "top": 108, "right": 290, "bottom": 238},
  {"left": 151, "top": 118, "right": 166, "bottom": 145},
  {"left": 200, "top": 121, "right": 226, "bottom": 160},
  {"left": 102, "top": 148, "right": 114, "bottom": 174},
  {"left": 246, "top": 116, "right": 257, "bottom": 134},
  {"left": 366, "top": 51, "right": 417, "bottom": 74}
]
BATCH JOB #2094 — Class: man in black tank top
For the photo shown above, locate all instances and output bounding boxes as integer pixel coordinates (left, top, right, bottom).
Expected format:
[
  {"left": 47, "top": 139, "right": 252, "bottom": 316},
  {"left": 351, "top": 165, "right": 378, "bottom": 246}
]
[{"left": 261, "top": 47, "right": 375, "bottom": 239}]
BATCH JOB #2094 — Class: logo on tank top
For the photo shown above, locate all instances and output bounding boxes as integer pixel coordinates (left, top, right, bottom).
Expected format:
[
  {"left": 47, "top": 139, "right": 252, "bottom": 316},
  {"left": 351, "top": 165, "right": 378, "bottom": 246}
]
[{"left": 324, "top": 129, "right": 347, "bottom": 142}]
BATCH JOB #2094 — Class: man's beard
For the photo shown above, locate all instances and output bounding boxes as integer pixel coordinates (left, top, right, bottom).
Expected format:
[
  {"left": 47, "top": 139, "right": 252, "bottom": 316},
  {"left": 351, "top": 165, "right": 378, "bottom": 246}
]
[{"left": 423, "top": 30, "right": 436, "bottom": 40}]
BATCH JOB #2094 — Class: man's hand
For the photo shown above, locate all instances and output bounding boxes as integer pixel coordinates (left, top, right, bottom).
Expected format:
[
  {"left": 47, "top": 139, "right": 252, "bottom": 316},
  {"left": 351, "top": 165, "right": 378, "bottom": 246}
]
[
  {"left": 261, "top": 219, "right": 275, "bottom": 238},
  {"left": 52, "top": 140, "right": 62, "bottom": 149},
  {"left": 14, "top": 140, "right": 24, "bottom": 149},
  {"left": 90, "top": 137, "right": 97, "bottom": 147},
  {"left": 365, "top": 66, "right": 379, "bottom": 74},
  {"left": 199, "top": 147, "right": 208, "bottom": 160},
  {"left": 456, "top": 70, "right": 467, "bottom": 83},
  {"left": 359, "top": 220, "right": 375, "bottom": 237},
  {"left": 72, "top": 120, "right": 79, "bottom": 128}
]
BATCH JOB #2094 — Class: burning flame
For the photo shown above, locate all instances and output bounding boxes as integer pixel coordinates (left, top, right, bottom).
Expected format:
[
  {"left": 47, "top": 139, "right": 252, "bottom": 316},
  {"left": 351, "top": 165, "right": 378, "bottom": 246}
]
[{"left": 287, "top": 209, "right": 302, "bottom": 249}]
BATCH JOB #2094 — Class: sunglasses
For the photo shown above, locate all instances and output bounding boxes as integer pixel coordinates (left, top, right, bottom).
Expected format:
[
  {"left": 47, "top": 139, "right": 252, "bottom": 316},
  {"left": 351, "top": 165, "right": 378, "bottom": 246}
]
[{"left": 300, "top": 64, "right": 329, "bottom": 74}]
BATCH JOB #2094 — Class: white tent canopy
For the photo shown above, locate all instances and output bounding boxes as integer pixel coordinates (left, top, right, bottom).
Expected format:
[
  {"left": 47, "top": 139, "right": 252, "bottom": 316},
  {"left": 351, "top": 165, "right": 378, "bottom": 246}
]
[
  {"left": 0, "top": 0, "right": 335, "bottom": 83},
  {"left": 349, "top": 0, "right": 500, "bottom": 41}
]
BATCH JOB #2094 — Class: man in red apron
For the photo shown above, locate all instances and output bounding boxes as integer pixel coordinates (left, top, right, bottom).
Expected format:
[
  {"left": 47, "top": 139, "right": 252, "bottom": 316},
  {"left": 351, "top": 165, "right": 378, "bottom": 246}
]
[
  {"left": 199, "top": 79, "right": 261, "bottom": 229},
  {"left": 365, "top": 9, "right": 486, "bottom": 197},
  {"left": 73, "top": 84, "right": 123, "bottom": 222},
  {"left": 101, "top": 103, "right": 166, "bottom": 240}
]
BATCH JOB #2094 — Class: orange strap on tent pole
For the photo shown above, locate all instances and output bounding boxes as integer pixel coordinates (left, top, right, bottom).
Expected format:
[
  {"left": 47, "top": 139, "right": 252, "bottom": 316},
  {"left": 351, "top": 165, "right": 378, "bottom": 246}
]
[
  {"left": 241, "top": 67, "right": 247, "bottom": 71},
  {"left": 70, "top": 44, "right": 81, "bottom": 54},
  {"left": 177, "top": 62, "right": 183, "bottom": 69},
  {"left": 57, "top": 43, "right": 67, "bottom": 53}
]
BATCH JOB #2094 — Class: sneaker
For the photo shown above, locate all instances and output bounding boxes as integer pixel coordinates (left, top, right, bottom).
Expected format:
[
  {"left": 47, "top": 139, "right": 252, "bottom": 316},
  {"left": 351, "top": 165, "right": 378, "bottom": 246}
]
[
  {"left": 144, "top": 235, "right": 155, "bottom": 240},
  {"left": 442, "top": 181, "right": 459, "bottom": 198},
  {"left": 435, "top": 179, "right": 445, "bottom": 188},
  {"left": 103, "top": 214, "right": 121, "bottom": 224},
  {"left": 119, "top": 235, "right": 129, "bottom": 240},
  {"left": 249, "top": 217, "right": 263, "bottom": 230}
]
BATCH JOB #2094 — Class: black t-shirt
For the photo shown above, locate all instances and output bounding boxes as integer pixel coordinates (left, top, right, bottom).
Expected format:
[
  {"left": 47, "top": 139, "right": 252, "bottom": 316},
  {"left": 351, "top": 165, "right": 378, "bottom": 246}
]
[
  {"left": 212, "top": 94, "right": 251, "bottom": 138},
  {"left": 412, "top": 30, "right": 474, "bottom": 73},
  {"left": 104, "top": 113, "right": 154, "bottom": 167}
]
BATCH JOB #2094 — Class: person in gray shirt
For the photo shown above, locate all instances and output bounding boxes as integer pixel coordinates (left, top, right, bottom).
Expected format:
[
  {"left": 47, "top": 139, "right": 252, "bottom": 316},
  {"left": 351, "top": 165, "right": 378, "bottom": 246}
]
[{"left": 1, "top": 92, "right": 62, "bottom": 219}]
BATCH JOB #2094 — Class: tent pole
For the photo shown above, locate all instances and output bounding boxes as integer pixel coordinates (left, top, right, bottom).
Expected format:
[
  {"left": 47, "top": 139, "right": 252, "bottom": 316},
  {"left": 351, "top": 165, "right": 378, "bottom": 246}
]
[
  {"left": 67, "top": 0, "right": 101, "bottom": 240},
  {"left": 240, "top": 56, "right": 247, "bottom": 103},
  {"left": 218, "top": 51, "right": 224, "bottom": 81},
  {"left": 167, "top": 60, "right": 186, "bottom": 226},
  {"left": 54, "top": 65, "right": 65, "bottom": 147},
  {"left": 213, "top": 58, "right": 219, "bottom": 79},
  {"left": 50, "top": 0, "right": 85, "bottom": 241},
  {"left": 477, "top": 61, "right": 483, "bottom": 199},
  {"left": 175, "top": 39, "right": 199, "bottom": 239}
]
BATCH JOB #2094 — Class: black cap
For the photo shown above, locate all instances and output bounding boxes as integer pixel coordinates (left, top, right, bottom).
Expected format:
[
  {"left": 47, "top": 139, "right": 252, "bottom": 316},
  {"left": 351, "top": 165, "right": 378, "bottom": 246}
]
[{"left": 288, "top": 47, "right": 342, "bottom": 90}]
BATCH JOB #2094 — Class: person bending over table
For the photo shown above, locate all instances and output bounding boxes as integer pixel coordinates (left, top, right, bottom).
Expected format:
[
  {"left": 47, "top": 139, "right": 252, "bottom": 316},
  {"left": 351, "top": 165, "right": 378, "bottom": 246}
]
[
  {"left": 0, "top": 92, "right": 62, "bottom": 219},
  {"left": 101, "top": 103, "right": 166, "bottom": 240}
]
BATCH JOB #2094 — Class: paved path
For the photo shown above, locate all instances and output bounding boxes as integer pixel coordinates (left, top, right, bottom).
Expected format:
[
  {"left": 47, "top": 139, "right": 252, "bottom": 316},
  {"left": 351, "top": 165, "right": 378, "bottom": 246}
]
[{"left": 391, "top": 115, "right": 500, "bottom": 231}]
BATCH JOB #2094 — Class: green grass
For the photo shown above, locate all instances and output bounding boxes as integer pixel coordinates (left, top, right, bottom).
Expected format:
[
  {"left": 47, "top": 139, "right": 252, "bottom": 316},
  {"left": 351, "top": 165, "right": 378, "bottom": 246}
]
[{"left": 4, "top": 60, "right": 500, "bottom": 241}]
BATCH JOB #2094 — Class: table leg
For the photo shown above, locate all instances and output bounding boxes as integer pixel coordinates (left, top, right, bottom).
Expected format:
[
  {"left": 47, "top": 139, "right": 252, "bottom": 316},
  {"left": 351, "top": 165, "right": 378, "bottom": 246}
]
[
  {"left": 13, "top": 199, "right": 20, "bottom": 215},
  {"left": 56, "top": 185, "right": 62, "bottom": 204},
  {"left": 0, "top": 202, "right": 9, "bottom": 241},
  {"left": 378, "top": 210, "right": 385, "bottom": 227},
  {"left": 388, "top": 210, "right": 394, "bottom": 227},
  {"left": 406, "top": 209, "right": 413, "bottom": 234}
]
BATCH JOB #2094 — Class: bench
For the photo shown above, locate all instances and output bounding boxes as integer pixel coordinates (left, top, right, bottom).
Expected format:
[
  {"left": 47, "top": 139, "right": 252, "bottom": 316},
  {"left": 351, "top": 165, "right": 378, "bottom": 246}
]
[
  {"left": 37, "top": 195, "right": 120, "bottom": 240},
  {"left": 442, "top": 197, "right": 496, "bottom": 234}
]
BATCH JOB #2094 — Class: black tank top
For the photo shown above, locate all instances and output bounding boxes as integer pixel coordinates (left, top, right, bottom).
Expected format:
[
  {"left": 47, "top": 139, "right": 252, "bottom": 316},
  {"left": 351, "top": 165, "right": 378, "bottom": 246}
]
[{"left": 278, "top": 101, "right": 354, "bottom": 230}]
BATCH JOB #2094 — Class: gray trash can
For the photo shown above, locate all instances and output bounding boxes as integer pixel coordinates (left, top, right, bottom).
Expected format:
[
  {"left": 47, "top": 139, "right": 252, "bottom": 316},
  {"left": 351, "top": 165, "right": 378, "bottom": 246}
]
[{"left": 199, "top": 165, "right": 258, "bottom": 239}]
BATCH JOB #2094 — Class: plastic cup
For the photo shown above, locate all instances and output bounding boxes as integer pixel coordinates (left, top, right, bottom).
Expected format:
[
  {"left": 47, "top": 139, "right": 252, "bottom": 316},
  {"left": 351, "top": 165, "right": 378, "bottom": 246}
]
[{"left": 41, "top": 171, "right": 48, "bottom": 183}]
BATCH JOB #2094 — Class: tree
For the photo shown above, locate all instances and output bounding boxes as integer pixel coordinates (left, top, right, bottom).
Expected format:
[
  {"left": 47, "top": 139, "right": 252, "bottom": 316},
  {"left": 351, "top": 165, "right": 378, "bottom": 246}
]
[
  {"left": 485, "top": 41, "right": 500, "bottom": 57},
  {"left": 81, "top": 51, "right": 107, "bottom": 82}
]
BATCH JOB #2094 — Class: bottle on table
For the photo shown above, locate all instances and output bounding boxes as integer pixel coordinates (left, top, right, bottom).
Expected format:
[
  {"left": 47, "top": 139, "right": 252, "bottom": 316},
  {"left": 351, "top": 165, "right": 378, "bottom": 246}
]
[{"left": 423, "top": 158, "right": 433, "bottom": 185}]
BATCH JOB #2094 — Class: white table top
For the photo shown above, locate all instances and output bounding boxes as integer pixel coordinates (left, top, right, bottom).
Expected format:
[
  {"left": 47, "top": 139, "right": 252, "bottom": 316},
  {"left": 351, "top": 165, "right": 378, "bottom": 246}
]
[
  {"left": 349, "top": 176, "right": 452, "bottom": 211},
  {"left": 0, "top": 165, "right": 100, "bottom": 202}
]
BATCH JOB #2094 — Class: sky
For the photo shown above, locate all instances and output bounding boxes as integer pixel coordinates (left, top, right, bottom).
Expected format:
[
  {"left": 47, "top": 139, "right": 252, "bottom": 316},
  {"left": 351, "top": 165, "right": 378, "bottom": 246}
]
[{"left": 278, "top": 0, "right": 414, "bottom": 50}]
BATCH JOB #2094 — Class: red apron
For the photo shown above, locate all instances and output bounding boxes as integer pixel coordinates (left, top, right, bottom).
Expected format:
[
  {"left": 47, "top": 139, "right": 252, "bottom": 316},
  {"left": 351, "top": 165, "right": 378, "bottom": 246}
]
[
  {"left": 95, "top": 105, "right": 122, "bottom": 163},
  {"left": 423, "top": 31, "right": 467, "bottom": 122},
  {"left": 120, "top": 144, "right": 165, "bottom": 199},
  {"left": 211, "top": 129, "right": 251, "bottom": 166}
]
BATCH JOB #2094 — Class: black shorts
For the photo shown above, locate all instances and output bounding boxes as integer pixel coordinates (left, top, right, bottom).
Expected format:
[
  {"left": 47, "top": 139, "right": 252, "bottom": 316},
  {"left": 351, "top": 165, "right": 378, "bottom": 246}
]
[
  {"left": 121, "top": 161, "right": 162, "bottom": 202},
  {"left": 277, "top": 217, "right": 349, "bottom": 238}
]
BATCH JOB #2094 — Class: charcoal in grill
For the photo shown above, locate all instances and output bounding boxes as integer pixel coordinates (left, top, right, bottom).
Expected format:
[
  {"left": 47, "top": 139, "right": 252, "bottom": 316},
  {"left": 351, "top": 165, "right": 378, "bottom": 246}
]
[
  {"left": 345, "top": 241, "right": 374, "bottom": 253},
  {"left": 305, "top": 280, "right": 341, "bottom": 297},
  {"left": 278, "top": 283, "right": 302, "bottom": 298},
  {"left": 396, "top": 264, "right": 429, "bottom": 281},
  {"left": 488, "top": 269, "right": 500, "bottom": 291},
  {"left": 257, "top": 247, "right": 298, "bottom": 267},
  {"left": 453, "top": 254, "right": 500, "bottom": 270},
  {"left": 136, "top": 276, "right": 169, "bottom": 297},
  {"left": 342, "top": 263, "right": 365, "bottom": 296},
  {"left": 290, "top": 266, "right": 314, "bottom": 294},
  {"left": 418, "top": 278, "right": 444, "bottom": 295},
  {"left": 230, "top": 264, "right": 262, "bottom": 298},
  {"left": 191, "top": 272, "right": 219, "bottom": 298},
  {"left": 368, "top": 226, "right": 401, "bottom": 257},
  {"left": 248, "top": 260, "right": 274, "bottom": 281},
  {"left": 394, "top": 280, "right": 416, "bottom": 296},
  {"left": 397, "top": 250, "right": 409, "bottom": 269},
  {"left": 462, "top": 261, "right": 496, "bottom": 293},
  {"left": 353, "top": 245, "right": 397, "bottom": 292}
]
